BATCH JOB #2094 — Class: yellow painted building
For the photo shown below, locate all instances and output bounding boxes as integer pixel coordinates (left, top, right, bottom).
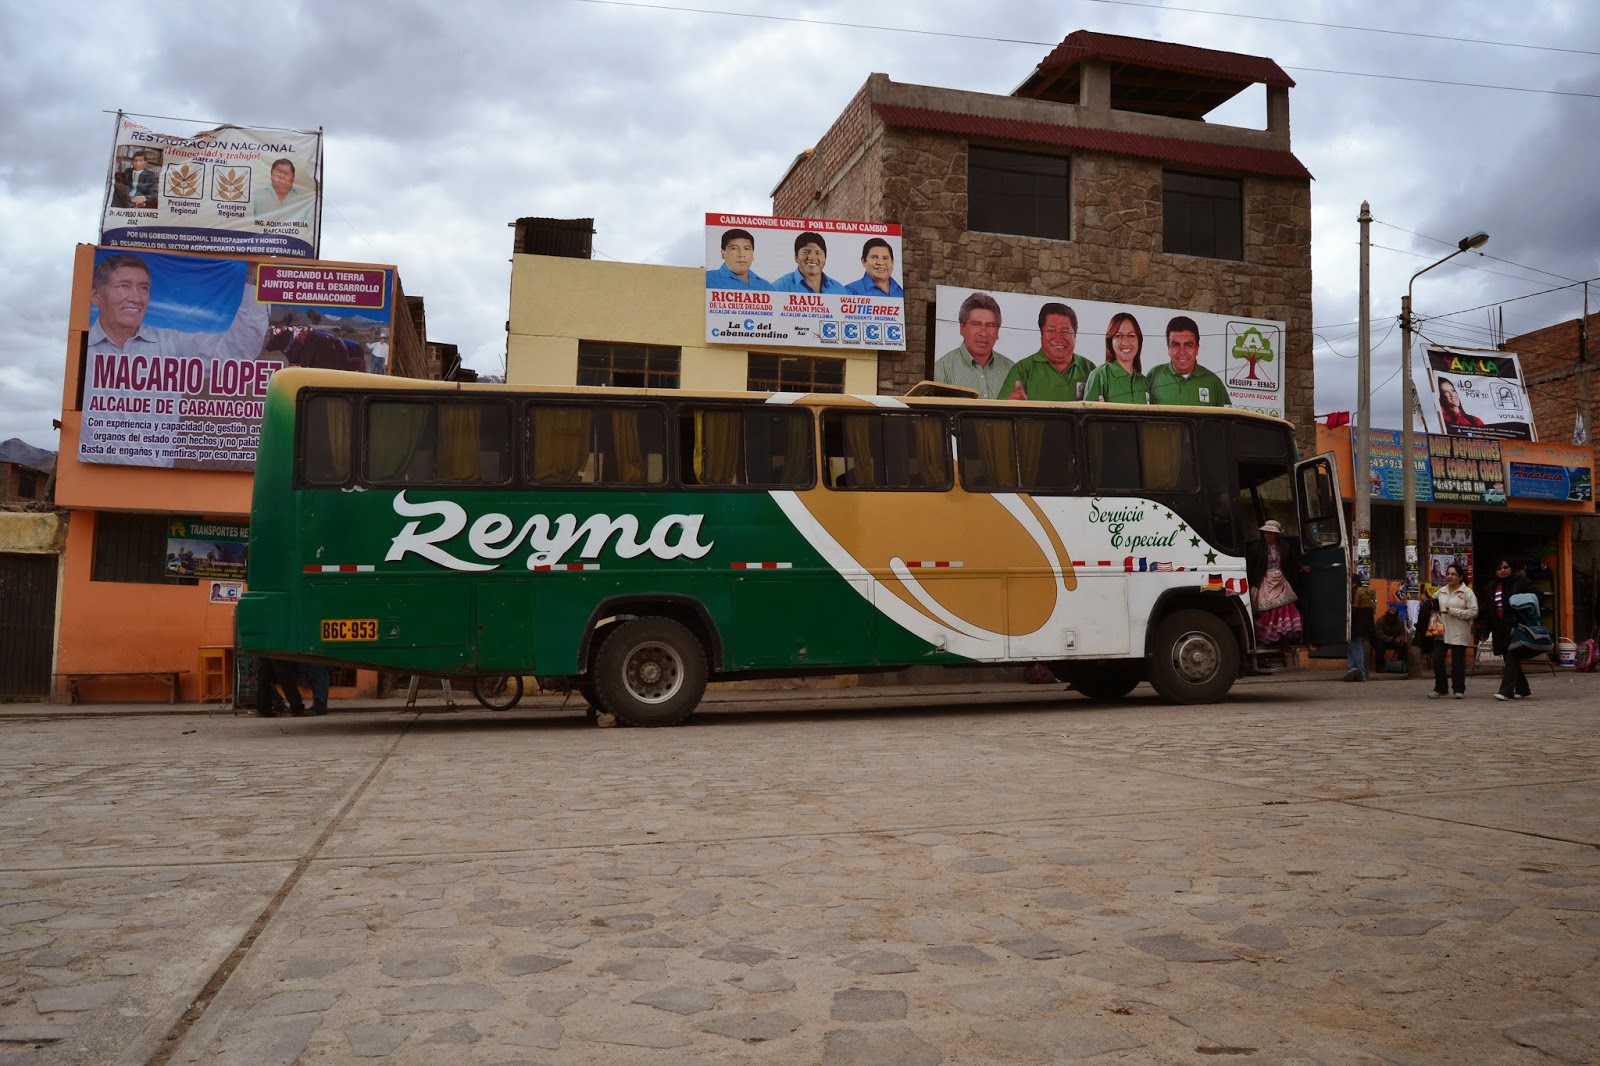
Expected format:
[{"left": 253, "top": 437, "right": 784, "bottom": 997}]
[{"left": 506, "top": 240, "right": 880, "bottom": 395}]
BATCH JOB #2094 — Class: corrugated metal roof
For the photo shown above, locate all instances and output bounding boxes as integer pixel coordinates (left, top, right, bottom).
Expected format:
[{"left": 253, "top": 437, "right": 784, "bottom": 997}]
[
  {"left": 874, "top": 104, "right": 1313, "bottom": 180},
  {"left": 1037, "top": 30, "right": 1294, "bottom": 88}
]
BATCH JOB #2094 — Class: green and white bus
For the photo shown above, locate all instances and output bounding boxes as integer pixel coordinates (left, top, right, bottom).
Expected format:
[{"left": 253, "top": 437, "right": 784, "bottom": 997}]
[{"left": 238, "top": 368, "right": 1348, "bottom": 725}]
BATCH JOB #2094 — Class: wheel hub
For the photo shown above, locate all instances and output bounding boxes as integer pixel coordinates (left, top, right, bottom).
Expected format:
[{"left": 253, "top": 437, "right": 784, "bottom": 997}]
[
  {"left": 625, "top": 641, "right": 683, "bottom": 704},
  {"left": 1172, "top": 631, "right": 1219, "bottom": 683}
]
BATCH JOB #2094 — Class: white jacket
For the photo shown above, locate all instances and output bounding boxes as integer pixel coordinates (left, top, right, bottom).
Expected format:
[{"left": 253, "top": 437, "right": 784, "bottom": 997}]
[{"left": 1433, "top": 584, "right": 1479, "bottom": 647}]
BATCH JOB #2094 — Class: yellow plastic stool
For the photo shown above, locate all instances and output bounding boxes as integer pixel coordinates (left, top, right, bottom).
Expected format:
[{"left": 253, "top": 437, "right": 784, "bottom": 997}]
[{"left": 199, "top": 647, "right": 232, "bottom": 703}]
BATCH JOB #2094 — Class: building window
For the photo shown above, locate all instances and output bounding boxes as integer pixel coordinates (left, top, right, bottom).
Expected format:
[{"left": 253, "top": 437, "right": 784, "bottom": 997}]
[
  {"left": 92, "top": 512, "right": 198, "bottom": 585},
  {"left": 577, "top": 341, "right": 680, "bottom": 388},
  {"left": 17, "top": 470, "right": 38, "bottom": 499},
  {"left": 748, "top": 354, "right": 846, "bottom": 394},
  {"left": 1163, "top": 171, "right": 1243, "bottom": 260},
  {"left": 968, "top": 146, "right": 1070, "bottom": 240}
]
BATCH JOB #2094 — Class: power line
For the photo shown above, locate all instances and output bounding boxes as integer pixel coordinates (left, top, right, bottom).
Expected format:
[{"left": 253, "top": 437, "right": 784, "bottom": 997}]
[
  {"left": 1079, "top": 0, "right": 1600, "bottom": 57},
  {"left": 571, "top": 1, "right": 1600, "bottom": 98},
  {"left": 1372, "top": 221, "right": 1582, "bottom": 283}
]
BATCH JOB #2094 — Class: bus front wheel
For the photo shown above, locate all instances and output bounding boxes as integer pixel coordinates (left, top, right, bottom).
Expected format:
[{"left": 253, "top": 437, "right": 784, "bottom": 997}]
[
  {"left": 593, "top": 618, "right": 707, "bottom": 727},
  {"left": 1149, "top": 610, "right": 1237, "bottom": 704}
]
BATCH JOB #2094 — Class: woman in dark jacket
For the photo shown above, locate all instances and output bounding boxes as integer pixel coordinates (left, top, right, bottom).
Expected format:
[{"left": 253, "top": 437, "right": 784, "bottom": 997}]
[{"left": 1482, "top": 557, "right": 1536, "bottom": 701}]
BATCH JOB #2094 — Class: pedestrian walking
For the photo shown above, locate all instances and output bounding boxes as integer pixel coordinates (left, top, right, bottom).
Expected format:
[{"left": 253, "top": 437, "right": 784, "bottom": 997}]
[
  {"left": 1484, "top": 557, "right": 1536, "bottom": 701},
  {"left": 1428, "top": 563, "right": 1478, "bottom": 699}
]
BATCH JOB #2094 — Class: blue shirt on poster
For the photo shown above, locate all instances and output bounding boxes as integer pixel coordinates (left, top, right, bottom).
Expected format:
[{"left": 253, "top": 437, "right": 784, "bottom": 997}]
[
  {"left": 705, "top": 263, "right": 772, "bottom": 290},
  {"left": 843, "top": 273, "right": 904, "bottom": 298},
  {"left": 772, "top": 270, "right": 847, "bottom": 295}
]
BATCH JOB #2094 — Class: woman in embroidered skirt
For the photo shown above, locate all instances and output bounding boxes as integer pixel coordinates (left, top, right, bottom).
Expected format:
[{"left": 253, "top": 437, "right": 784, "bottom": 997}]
[{"left": 1247, "top": 520, "right": 1305, "bottom": 648}]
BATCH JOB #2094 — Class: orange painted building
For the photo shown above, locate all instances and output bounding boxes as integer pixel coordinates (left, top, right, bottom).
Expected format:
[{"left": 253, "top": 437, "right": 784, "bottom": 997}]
[{"left": 51, "top": 244, "right": 432, "bottom": 703}]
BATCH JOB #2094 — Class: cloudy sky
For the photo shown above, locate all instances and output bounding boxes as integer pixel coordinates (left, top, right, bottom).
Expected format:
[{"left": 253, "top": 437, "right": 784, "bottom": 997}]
[{"left": 2, "top": 0, "right": 1596, "bottom": 452}]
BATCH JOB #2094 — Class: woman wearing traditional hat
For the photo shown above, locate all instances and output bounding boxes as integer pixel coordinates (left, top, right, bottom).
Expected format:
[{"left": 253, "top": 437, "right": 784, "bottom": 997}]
[{"left": 1246, "top": 519, "right": 1308, "bottom": 650}]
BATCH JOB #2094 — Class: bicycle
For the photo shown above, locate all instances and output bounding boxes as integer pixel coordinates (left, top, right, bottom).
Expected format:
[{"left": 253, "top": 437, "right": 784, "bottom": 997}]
[{"left": 472, "top": 674, "right": 525, "bottom": 711}]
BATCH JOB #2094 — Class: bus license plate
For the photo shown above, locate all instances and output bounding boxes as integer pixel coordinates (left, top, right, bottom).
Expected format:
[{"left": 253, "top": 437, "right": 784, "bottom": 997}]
[{"left": 321, "top": 619, "right": 378, "bottom": 642}]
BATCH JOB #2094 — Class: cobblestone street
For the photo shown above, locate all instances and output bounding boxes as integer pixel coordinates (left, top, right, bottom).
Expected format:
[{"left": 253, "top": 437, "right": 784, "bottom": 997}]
[{"left": 1, "top": 674, "right": 1597, "bottom": 1064}]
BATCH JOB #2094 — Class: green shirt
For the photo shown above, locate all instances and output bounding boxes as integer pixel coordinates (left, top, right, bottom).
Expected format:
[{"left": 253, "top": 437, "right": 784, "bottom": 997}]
[
  {"left": 1146, "top": 362, "right": 1231, "bottom": 406},
  {"left": 1082, "top": 361, "right": 1149, "bottom": 405},
  {"left": 933, "top": 344, "right": 1016, "bottom": 400},
  {"left": 997, "top": 351, "right": 1096, "bottom": 402}
]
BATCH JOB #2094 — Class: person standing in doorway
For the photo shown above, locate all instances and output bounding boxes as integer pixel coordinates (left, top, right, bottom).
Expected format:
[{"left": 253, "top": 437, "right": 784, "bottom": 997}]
[
  {"left": 1485, "top": 557, "right": 1535, "bottom": 700},
  {"left": 1428, "top": 562, "right": 1478, "bottom": 699}
]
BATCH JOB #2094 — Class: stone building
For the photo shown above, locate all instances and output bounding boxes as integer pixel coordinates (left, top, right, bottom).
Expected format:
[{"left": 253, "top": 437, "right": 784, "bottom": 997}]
[{"left": 772, "top": 30, "right": 1314, "bottom": 451}]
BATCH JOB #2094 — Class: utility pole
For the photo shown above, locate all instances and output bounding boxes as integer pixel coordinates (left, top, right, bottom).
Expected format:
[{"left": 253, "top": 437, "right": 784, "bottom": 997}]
[
  {"left": 1353, "top": 202, "right": 1372, "bottom": 577},
  {"left": 1401, "top": 231, "right": 1490, "bottom": 598}
]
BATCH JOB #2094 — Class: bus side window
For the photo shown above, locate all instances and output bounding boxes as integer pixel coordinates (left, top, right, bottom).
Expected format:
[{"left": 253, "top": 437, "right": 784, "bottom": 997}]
[
  {"left": 1087, "top": 421, "right": 1139, "bottom": 489},
  {"left": 680, "top": 408, "right": 742, "bottom": 486},
  {"left": 746, "top": 408, "right": 813, "bottom": 487},
  {"left": 596, "top": 406, "right": 667, "bottom": 485},
  {"left": 957, "top": 416, "right": 1015, "bottom": 489},
  {"left": 529, "top": 405, "right": 595, "bottom": 484},
  {"left": 367, "top": 400, "right": 438, "bottom": 484},
  {"left": 302, "top": 394, "right": 352, "bottom": 485},
  {"left": 823, "top": 412, "right": 880, "bottom": 488},
  {"left": 884, "top": 413, "right": 950, "bottom": 489},
  {"left": 438, "top": 402, "right": 511, "bottom": 484},
  {"left": 1020, "top": 416, "right": 1076, "bottom": 493}
]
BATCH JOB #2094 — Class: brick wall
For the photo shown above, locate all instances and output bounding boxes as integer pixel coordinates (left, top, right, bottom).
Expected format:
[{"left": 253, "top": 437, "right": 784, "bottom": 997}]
[{"left": 1509, "top": 313, "right": 1595, "bottom": 445}]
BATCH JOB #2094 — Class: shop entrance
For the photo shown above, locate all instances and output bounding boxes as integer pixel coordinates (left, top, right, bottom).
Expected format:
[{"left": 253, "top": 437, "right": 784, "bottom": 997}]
[{"left": 1472, "top": 512, "right": 1561, "bottom": 635}]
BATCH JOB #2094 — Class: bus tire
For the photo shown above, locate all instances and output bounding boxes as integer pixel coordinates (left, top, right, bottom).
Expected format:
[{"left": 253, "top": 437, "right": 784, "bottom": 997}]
[
  {"left": 1059, "top": 662, "right": 1142, "bottom": 701},
  {"left": 592, "top": 617, "right": 706, "bottom": 727},
  {"left": 1149, "top": 610, "right": 1237, "bottom": 704}
]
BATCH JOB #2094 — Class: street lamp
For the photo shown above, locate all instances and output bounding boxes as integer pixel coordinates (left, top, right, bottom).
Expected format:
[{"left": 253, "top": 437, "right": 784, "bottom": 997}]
[{"left": 1400, "top": 230, "right": 1489, "bottom": 595}]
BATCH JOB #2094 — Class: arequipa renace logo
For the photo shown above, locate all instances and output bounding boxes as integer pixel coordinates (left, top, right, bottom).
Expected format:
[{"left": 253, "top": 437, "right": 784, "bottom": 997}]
[
  {"left": 1226, "top": 322, "right": 1281, "bottom": 390},
  {"left": 384, "top": 493, "right": 714, "bottom": 571}
]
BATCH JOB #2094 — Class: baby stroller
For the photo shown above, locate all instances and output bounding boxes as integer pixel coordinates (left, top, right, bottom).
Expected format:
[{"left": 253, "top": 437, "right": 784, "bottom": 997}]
[{"left": 1506, "top": 592, "right": 1554, "bottom": 656}]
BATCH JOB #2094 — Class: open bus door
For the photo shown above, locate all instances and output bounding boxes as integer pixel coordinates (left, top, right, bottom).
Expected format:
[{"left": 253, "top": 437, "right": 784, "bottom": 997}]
[{"left": 1296, "top": 452, "right": 1349, "bottom": 645}]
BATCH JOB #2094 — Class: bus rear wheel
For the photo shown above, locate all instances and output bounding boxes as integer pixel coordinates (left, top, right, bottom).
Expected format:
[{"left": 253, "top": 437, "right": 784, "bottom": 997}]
[
  {"left": 1149, "top": 610, "right": 1237, "bottom": 704},
  {"left": 592, "top": 618, "right": 707, "bottom": 727},
  {"left": 1059, "top": 661, "right": 1142, "bottom": 701}
]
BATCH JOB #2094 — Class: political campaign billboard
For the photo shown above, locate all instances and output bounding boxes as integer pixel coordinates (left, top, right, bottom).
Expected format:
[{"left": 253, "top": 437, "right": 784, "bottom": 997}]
[
  {"left": 704, "top": 214, "right": 905, "bottom": 351},
  {"left": 80, "top": 247, "right": 393, "bottom": 471},
  {"left": 1414, "top": 346, "right": 1536, "bottom": 441},
  {"left": 932, "top": 287, "right": 1285, "bottom": 416},
  {"left": 100, "top": 113, "right": 322, "bottom": 259}
]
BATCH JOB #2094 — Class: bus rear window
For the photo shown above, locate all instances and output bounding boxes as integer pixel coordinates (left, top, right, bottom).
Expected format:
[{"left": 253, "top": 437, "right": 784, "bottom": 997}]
[
  {"left": 1086, "top": 420, "right": 1196, "bottom": 493},
  {"left": 528, "top": 404, "right": 667, "bottom": 486},
  {"left": 365, "top": 400, "right": 512, "bottom": 486},
  {"left": 679, "top": 406, "right": 813, "bottom": 488}
]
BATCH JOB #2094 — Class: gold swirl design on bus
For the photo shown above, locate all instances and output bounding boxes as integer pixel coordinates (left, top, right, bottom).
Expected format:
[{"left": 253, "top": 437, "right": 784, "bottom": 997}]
[{"left": 786, "top": 394, "right": 1078, "bottom": 638}]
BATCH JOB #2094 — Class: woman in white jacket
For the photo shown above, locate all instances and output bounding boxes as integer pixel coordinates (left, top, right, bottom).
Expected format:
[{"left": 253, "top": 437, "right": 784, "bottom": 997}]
[{"left": 1429, "top": 562, "right": 1479, "bottom": 699}]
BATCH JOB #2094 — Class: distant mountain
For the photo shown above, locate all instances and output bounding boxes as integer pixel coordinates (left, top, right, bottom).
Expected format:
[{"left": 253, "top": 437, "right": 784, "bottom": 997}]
[{"left": 0, "top": 439, "right": 55, "bottom": 469}]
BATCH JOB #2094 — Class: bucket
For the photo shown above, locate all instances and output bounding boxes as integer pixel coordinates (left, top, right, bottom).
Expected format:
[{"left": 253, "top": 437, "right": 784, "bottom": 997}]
[{"left": 1558, "top": 639, "right": 1577, "bottom": 667}]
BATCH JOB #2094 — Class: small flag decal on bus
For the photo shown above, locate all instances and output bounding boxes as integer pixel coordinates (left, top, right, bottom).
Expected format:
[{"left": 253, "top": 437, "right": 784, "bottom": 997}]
[
  {"left": 303, "top": 565, "right": 375, "bottom": 573},
  {"left": 731, "top": 562, "right": 793, "bottom": 569},
  {"left": 533, "top": 563, "right": 600, "bottom": 571}
]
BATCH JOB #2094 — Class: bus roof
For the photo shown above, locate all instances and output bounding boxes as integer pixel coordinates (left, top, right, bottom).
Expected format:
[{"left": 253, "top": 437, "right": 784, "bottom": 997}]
[{"left": 270, "top": 367, "right": 1292, "bottom": 426}]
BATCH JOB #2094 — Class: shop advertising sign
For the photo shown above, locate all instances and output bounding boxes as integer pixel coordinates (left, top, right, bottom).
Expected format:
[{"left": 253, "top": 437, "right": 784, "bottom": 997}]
[
  {"left": 1501, "top": 440, "right": 1593, "bottom": 502},
  {"left": 1415, "top": 346, "right": 1536, "bottom": 441},
  {"left": 166, "top": 518, "right": 248, "bottom": 580},
  {"left": 1428, "top": 434, "right": 1506, "bottom": 505},
  {"left": 100, "top": 113, "right": 323, "bottom": 259},
  {"left": 932, "top": 286, "right": 1285, "bottom": 416},
  {"left": 1367, "top": 428, "right": 1433, "bottom": 501},
  {"left": 704, "top": 213, "right": 905, "bottom": 351},
  {"left": 80, "top": 247, "right": 394, "bottom": 471}
]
